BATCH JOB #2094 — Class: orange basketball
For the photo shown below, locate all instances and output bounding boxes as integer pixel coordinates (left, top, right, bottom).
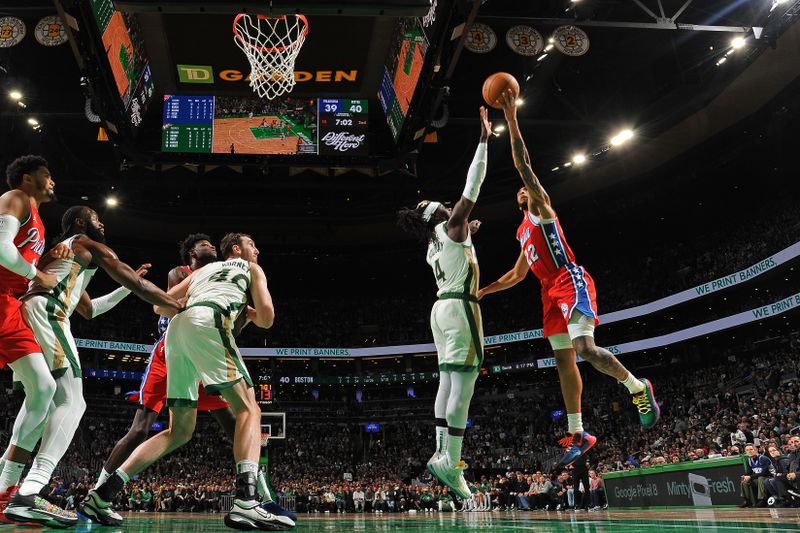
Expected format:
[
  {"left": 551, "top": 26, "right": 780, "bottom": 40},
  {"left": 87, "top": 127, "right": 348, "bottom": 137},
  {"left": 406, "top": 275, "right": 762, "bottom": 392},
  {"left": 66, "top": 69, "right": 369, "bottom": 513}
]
[{"left": 482, "top": 72, "right": 519, "bottom": 109}]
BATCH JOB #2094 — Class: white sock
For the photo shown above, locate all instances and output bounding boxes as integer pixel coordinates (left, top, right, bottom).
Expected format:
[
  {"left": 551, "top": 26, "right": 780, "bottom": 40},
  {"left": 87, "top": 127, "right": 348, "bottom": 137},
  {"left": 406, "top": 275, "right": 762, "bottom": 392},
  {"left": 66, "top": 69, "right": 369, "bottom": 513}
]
[
  {"left": 620, "top": 373, "right": 645, "bottom": 394},
  {"left": 446, "top": 432, "right": 464, "bottom": 467},
  {"left": 95, "top": 468, "right": 111, "bottom": 490},
  {"left": 257, "top": 470, "right": 273, "bottom": 503},
  {"left": 0, "top": 460, "right": 25, "bottom": 493},
  {"left": 116, "top": 468, "right": 130, "bottom": 483},
  {"left": 20, "top": 454, "right": 57, "bottom": 496},
  {"left": 435, "top": 425, "right": 448, "bottom": 455},
  {"left": 567, "top": 413, "right": 584, "bottom": 434}
]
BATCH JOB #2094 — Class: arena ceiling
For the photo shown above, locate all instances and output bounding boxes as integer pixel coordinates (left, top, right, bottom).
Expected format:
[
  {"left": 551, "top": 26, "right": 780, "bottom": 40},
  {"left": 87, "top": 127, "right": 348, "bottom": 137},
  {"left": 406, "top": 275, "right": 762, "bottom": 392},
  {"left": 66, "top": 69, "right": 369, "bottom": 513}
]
[{"left": 0, "top": 0, "right": 798, "bottom": 244}]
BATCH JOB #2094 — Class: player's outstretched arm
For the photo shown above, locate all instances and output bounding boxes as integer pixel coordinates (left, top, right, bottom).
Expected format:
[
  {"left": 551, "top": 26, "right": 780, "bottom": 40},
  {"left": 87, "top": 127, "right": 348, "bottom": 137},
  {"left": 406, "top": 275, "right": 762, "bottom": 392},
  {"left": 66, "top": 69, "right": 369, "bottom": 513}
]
[
  {"left": 75, "top": 264, "right": 150, "bottom": 320},
  {"left": 447, "top": 107, "right": 491, "bottom": 243},
  {"left": 498, "top": 91, "right": 556, "bottom": 219},
  {"left": 477, "top": 250, "right": 529, "bottom": 300},
  {"left": 79, "top": 238, "right": 182, "bottom": 316},
  {"left": 248, "top": 263, "right": 274, "bottom": 329}
]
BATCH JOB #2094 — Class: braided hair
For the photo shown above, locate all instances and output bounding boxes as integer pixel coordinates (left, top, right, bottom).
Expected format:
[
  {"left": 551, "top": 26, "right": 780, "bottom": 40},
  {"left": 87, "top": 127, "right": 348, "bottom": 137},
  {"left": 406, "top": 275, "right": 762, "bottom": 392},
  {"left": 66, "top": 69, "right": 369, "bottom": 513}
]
[{"left": 397, "top": 200, "right": 445, "bottom": 244}]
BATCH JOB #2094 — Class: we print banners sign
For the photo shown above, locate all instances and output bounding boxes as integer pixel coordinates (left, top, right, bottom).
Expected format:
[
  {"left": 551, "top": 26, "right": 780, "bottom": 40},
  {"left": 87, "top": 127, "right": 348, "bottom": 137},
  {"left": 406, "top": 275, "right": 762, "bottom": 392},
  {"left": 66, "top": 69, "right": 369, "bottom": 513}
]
[{"left": 603, "top": 459, "right": 745, "bottom": 508}]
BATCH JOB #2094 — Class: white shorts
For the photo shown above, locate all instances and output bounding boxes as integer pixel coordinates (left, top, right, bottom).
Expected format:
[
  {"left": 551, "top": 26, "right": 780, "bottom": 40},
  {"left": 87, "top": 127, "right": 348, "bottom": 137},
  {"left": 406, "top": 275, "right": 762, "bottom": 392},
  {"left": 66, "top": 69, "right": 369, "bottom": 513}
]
[
  {"left": 20, "top": 295, "right": 81, "bottom": 378},
  {"left": 165, "top": 306, "right": 253, "bottom": 408},
  {"left": 548, "top": 310, "right": 596, "bottom": 350},
  {"left": 430, "top": 297, "right": 484, "bottom": 372}
]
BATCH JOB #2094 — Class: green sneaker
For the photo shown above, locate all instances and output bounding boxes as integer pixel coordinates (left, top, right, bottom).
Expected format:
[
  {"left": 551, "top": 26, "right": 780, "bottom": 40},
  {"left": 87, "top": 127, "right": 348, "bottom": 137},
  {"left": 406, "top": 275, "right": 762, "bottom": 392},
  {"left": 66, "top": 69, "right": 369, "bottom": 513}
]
[
  {"left": 428, "top": 455, "right": 471, "bottom": 500},
  {"left": 632, "top": 379, "right": 660, "bottom": 429}
]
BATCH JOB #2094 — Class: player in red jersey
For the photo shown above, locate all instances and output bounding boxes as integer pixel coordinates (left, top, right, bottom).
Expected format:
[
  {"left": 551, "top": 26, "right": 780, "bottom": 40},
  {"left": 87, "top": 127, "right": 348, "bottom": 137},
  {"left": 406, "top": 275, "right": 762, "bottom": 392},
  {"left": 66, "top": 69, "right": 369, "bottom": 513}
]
[
  {"left": 96, "top": 233, "right": 295, "bottom": 522},
  {"left": 0, "top": 155, "right": 75, "bottom": 522},
  {"left": 479, "top": 93, "right": 660, "bottom": 468}
]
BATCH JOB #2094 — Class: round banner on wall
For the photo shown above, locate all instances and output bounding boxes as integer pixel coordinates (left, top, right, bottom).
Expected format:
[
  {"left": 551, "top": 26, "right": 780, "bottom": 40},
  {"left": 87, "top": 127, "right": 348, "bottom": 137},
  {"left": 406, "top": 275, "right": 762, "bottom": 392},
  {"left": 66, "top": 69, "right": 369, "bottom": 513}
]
[
  {"left": 505, "top": 25, "right": 543, "bottom": 56},
  {"left": 34, "top": 15, "right": 68, "bottom": 47},
  {"left": 465, "top": 23, "right": 497, "bottom": 54},
  {"left": 552, "top": 25, "right": 590, "bottom": 57},
  {"left": 0, "top": 17, "right": 26, "bottom": 48}
]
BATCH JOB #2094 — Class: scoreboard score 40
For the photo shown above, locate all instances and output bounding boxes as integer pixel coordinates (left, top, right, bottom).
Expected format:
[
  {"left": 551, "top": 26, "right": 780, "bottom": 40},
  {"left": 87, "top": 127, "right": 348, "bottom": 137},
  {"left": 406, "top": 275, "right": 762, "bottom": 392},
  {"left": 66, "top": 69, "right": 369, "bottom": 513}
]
[{"left": 318, "top": 99, "right": 368, "bottom": 156}]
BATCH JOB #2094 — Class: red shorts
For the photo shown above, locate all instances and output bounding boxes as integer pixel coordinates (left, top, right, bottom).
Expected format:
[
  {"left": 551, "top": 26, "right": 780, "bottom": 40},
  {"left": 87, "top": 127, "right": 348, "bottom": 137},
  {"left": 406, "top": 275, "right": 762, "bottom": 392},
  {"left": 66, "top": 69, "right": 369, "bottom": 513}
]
[
  {"left": 541, "top": 264, "right": 600, "bottom": 338},
  {"left": 127, "top": 336, "right": 230, "bottom": 412},
  {"left": 0, "top": 292, "right": 41, "bottom": 368}
]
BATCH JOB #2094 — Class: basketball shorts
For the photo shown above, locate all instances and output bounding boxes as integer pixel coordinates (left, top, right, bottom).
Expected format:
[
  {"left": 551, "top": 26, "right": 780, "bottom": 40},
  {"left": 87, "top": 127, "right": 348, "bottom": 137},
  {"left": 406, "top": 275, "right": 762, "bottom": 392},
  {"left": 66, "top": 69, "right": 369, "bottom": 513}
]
[
  {"left": 541, "top": 263, "right": 599, "bottom": 339},
  {"left": 20, "top": 294, "right": 81, "bottom": 377},
  {"left": 430, "top": 296, "right": 484, "bottom": 372},
  {"left": 0, "top": 292, "right": 42, "bottom": 368},
  {"left": 164, "top": 306, "right": 252, "bottom": 408},
  {"left": 132, "top": 332, "right": 231, "bottom": 412}
]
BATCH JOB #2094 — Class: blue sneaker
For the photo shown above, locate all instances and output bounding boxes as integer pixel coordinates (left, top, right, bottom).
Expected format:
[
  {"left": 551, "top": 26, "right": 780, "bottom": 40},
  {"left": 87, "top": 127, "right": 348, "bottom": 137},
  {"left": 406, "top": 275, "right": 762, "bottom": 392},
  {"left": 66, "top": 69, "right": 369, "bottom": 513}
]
[
  {"left": 260, "top": 501, "right": 297, "bottom": 523},
  {"left": 557, "top": 432, "right": 597, "bottom": 467}
]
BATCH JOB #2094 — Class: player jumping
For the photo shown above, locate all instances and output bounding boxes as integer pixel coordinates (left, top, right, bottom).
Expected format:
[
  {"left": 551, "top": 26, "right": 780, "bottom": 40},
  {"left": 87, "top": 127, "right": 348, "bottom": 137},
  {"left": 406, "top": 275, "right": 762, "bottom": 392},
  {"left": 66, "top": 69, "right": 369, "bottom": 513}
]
[
  {"left": 397, "top": 107, "right": 491, "bottom": 501},
  {"left": 478, "top": 91, "right": 660, "bottom": 467}
]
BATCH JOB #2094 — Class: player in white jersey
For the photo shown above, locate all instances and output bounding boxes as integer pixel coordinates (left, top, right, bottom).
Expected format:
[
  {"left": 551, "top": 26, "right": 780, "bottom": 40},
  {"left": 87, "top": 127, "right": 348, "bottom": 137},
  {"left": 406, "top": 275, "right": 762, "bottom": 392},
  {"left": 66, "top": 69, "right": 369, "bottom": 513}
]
[
  {"left": 3, "top": 206, "right": 182, "bottom": 527},
  {"left": 397, "top": 107, "right": 491, "bottom": 501},
  {"left": 81, "top": 233, "right": 294, "bottom": 531}
]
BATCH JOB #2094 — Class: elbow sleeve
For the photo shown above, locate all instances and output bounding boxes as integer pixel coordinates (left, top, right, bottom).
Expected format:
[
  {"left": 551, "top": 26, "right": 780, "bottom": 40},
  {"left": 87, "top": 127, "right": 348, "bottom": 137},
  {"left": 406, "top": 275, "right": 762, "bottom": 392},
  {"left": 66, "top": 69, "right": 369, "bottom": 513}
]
[
  {"left": 0, "top": 215, "right": 36, "bottom": 280},
  {"left": 462, "top": 142, "right": 487, "bottom": 202}
]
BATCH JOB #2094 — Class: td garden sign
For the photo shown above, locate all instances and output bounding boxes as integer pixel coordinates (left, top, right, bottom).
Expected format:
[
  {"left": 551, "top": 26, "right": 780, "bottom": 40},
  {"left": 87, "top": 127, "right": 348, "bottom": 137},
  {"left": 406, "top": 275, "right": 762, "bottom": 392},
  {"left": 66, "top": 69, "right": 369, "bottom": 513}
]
[{"left": 177, "top": 64, "right": 358, "bottom": 85}]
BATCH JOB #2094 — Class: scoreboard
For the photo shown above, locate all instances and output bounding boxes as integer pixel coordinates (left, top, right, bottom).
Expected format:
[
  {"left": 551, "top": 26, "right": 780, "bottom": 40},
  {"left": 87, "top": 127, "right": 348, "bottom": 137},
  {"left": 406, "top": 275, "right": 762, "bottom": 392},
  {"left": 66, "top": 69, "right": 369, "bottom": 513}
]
[
  {"left": 162, "top": 95, "right": 214, "bottom": 152},
  {"left": 317, "top": 99, "right": 369, "bottom": 155},
  {"left": 257, "top": 383, "right": 273, "bottom": 404}
]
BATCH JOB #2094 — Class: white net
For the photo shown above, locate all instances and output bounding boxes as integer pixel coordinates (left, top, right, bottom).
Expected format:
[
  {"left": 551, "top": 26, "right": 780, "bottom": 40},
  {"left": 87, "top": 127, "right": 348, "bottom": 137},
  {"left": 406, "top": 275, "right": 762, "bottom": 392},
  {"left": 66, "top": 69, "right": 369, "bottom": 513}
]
[{"left": 233, "top": 14, "right": 308, "bottom": 100}]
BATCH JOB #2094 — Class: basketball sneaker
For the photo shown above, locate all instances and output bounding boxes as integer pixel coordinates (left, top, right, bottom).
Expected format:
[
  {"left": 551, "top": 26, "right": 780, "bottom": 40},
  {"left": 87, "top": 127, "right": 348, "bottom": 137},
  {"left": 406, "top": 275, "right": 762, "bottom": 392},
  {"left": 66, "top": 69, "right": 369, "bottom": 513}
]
[
  {"left": 3, "top": 490, "right": 78, "bottom": 528},
  {"left": 427, "top": 455, "right": 471, "bottom": 500},
  {"left": 77, "top": 490, "right": 123, "bottom": 526},
  {"left": 260, "top": 500, "right": 297, "bottom": 523},
  {"left": 631, "top": 379, "right": 660, "bottom": 429},
  {"left": 225, "top": 498, "right": 295, "bottom": 530},
  {"left": 557, "top": 432, "right": 597, "bottom": 467}
]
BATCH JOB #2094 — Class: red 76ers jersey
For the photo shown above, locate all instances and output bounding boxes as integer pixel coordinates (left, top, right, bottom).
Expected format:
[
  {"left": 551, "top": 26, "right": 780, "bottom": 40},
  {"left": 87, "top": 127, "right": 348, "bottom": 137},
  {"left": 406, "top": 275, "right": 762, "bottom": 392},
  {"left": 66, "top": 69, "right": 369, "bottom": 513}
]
[
  {"left": 0, "top": 199, "right": 46, "bottom": 297},
  {"left": 516, "top": 211, "right": 577, "bottom": 284}
]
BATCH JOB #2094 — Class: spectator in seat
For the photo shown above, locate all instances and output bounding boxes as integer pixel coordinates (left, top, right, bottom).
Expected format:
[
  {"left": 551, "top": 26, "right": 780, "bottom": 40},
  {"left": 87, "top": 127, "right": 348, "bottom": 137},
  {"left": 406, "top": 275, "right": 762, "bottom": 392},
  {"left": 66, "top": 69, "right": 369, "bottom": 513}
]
[
  {"left": 589, "top": 470, "right": 604, "bottom": 509},
  {"left": 773, "top": 435, "right": 800, "bottom": 503},
  {"left": 740, "top": 443, "right": 775, "bottom": 507},
  {"left": 353, "top": 486, "right": 365, "bottom": 513}
]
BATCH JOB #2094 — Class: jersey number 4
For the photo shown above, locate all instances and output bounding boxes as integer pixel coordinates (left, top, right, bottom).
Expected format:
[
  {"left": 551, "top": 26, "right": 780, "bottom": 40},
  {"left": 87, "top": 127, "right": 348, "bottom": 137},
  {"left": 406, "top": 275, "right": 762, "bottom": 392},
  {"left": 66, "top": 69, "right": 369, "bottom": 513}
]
[
  {"left": 209, "top": 268, "right": 249, "bottom": 291},
  {"left": 434, "top": 259, "right": 447, "bottom": 282}
]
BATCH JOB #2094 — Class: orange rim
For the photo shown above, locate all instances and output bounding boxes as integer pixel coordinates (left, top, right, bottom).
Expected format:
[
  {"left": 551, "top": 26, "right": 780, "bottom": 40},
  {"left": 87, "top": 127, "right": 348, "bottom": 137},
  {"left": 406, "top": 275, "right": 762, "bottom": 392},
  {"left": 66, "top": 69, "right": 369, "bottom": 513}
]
[{"left": 233, "top": 13, "right": 309, "bottom": 54}]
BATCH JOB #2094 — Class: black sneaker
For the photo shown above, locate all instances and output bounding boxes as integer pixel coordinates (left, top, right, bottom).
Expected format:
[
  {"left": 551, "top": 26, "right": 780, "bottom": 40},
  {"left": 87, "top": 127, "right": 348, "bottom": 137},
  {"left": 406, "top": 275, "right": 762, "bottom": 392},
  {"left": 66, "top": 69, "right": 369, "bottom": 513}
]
[
  {"left": 77, "top": 490, "right": 123, "bottom": 526},
  {"left": 3, "top": 490, "right": 78, "bottom": 528}
]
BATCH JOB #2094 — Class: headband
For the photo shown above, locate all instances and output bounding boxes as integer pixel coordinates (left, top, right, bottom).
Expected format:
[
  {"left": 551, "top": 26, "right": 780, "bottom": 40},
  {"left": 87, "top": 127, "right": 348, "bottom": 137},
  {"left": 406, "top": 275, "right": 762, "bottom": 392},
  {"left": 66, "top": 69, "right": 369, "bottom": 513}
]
[{"left": 421, "top": 201, "right": 442, "bottom": 222}]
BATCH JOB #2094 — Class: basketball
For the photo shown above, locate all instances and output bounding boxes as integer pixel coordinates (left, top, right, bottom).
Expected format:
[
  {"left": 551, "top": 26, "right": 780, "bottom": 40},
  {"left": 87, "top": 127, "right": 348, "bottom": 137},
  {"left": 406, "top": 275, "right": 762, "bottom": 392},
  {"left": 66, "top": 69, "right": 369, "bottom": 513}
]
[{"left": 482, "top": 72, "right": 520, "bottom": 109}]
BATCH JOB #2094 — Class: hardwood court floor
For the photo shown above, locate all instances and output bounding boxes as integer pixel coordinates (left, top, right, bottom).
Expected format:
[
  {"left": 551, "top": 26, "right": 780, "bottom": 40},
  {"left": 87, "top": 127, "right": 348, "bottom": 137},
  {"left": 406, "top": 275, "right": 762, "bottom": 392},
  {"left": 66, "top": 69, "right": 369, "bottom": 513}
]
[{"left": 3, "top": 509, "right": 799, "bottom": 532}]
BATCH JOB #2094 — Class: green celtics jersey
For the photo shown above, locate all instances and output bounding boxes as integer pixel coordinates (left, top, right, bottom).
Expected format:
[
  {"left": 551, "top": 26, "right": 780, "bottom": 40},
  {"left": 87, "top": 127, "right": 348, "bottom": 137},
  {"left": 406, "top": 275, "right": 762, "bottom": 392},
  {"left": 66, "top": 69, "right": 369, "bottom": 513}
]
[
  {"left": 25, "top": 234, "right": 97, "bottom": 316},
  {"left": 187, "top": 258, "right": 251, "bottom": 318},
  {"left": 425, "top": 221, "right": 479, "bottom": 298}
]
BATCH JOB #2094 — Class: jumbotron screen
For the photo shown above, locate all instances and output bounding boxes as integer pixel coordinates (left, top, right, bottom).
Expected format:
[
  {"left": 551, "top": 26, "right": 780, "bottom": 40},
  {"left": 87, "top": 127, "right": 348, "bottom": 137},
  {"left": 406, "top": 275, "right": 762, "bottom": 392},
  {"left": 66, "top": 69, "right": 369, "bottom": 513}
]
[
  {"left": 89, "top": 0, "right": 154, "bottom": 129},
  {"left": 161, "top": 95, "right": 368, "bottom": 155}
]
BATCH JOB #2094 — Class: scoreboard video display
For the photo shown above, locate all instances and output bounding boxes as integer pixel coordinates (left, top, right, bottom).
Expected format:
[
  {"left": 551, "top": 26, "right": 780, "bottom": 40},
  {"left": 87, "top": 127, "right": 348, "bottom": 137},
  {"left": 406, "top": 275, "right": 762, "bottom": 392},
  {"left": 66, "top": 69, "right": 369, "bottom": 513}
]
[
  {"left": 161, "top": 95, "right": 368, "bottom": 155},
  {"left": 318, "top": 99, "right": 368, "bottom": 155}
]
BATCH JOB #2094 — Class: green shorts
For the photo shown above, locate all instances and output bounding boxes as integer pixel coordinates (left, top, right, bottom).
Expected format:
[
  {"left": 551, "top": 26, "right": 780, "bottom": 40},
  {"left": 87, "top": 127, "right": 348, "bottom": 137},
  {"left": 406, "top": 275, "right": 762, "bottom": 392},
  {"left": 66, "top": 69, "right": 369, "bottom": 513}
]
[{"left": 165, "top": 306, "right": 253, "bottom": 408}]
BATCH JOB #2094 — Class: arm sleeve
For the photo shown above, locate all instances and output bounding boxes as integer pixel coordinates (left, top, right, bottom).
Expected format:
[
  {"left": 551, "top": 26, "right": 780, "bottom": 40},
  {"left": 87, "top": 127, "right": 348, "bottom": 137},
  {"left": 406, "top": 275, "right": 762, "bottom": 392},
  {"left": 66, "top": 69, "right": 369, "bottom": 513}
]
[
  {"left": 0, "top": 214, "right": 36, "bottom": 280},
  {"left": 462, "top": 141, "right": 487, "bottom": 202},
  {"left": 89, "top": 286, "right": 132, "bottom": 318}
]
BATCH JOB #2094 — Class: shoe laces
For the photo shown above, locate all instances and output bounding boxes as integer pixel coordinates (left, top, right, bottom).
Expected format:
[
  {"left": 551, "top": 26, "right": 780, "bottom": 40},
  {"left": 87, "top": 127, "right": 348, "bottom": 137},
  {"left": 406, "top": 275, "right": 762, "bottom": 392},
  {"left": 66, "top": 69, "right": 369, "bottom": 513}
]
[{"left": 632, "top": 391, "right": 652, "bottom": 414}]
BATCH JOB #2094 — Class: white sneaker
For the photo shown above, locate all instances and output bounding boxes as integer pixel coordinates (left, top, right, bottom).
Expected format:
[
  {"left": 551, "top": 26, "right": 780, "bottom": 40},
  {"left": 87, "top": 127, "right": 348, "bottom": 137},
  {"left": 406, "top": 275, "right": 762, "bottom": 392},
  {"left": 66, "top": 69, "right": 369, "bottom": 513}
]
[
  {"left": 427, "top": 455, "right": 471, "bottom": 500},
  {"left": 224, "top": 499, "right": 295, "bottom": 530}
]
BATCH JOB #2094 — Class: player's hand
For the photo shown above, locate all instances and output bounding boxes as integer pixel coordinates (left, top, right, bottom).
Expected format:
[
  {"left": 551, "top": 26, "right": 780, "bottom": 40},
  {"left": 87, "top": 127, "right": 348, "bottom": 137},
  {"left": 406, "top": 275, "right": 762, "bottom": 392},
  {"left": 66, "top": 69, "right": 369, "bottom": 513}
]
[
  {"left": 477, "top": 288, "right": 486, "bottom": 300},
  {"left": 50, "top": 242, "right": 73, "bottom": 260},
  {"left": 479, "top": 106, "right": 492, "bottom": 142},
  {"left": 498, "top": 89, "right": 517, "bottom": 121},
  {"left": 34, "top": 270, "right": 58, "bottom": 290},
  {"left": 135, "top": 263, "right": 152, "bottom": 278},
  {"left": 469, "top": 220, "right": 482, "bottom": 235}
]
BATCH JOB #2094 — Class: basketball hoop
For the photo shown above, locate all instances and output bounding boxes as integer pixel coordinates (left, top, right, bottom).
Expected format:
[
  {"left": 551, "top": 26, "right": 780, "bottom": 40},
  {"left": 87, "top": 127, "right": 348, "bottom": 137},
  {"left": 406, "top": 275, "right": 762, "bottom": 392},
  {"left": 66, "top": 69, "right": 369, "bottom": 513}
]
[{"left": 233, "top": 13, "right": 308, "bottom": 100}]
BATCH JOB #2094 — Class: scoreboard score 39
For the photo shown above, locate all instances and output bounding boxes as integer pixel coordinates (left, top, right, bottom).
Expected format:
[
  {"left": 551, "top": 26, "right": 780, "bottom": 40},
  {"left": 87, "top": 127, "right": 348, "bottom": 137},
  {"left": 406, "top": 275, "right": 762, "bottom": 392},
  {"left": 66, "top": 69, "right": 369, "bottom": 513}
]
[{"left": 318, "top": 98, "right": 368, "bottom": 155}]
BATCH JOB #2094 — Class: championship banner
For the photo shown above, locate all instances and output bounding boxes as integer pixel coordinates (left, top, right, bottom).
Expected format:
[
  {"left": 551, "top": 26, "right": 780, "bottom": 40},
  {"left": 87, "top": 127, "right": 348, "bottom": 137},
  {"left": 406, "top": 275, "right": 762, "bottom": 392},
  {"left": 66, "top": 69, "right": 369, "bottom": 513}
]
[
  {"left": 603, "top": 458, "right": 745, "bottom": 508},
  {"left": 73, "top": 241, "right": 800, "bottom": 359}
]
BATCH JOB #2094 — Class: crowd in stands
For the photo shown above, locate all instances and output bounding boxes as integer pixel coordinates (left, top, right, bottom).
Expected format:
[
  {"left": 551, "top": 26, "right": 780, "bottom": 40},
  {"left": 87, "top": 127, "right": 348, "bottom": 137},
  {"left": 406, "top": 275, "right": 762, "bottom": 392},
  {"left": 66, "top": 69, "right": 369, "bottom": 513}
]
[{"left": 1, "top": 335, "right": 798, "bottom": 512}]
